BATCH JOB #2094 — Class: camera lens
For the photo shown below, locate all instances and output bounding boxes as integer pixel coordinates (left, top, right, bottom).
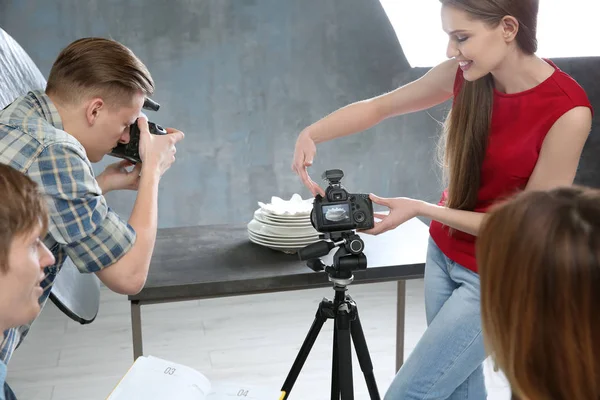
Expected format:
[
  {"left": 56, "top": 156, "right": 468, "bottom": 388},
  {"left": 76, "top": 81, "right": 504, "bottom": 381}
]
[{"left": 354, "top": 211, "right": 366, "bottom": 223}]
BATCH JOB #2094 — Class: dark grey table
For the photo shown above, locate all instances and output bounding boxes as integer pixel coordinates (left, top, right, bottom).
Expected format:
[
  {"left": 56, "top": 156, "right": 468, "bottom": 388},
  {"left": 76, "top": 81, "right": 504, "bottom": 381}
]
[{"left": 128, "top": 218, "right": 429, "bottom": 371}]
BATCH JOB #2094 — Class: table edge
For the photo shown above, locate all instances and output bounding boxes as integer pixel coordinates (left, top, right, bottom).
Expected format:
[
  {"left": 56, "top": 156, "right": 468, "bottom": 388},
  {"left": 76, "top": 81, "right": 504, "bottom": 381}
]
[{"left": 128, "top": 262, "right": 425, "bottom": 304}]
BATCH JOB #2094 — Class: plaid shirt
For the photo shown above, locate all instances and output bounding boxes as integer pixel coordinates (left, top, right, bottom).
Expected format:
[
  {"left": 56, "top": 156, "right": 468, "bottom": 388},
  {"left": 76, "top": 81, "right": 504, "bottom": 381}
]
[{"left": 0, "top": 90, "right": 136, "bottom": 364}]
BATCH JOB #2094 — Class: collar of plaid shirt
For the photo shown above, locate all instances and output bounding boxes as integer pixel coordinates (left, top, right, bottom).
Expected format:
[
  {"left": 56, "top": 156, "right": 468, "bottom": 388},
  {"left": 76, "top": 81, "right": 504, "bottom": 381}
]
[{"left": 32, "top": 90, "right": 64, "bottom": 131}]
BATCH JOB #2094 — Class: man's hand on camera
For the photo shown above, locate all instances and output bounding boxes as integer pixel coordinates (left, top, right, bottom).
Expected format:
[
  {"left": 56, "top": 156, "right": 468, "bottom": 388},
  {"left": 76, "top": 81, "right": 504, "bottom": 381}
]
[
  {"left": 137, "top": 116, "right": 185, "bottom": 177},
  {"left": 291, "top": 131, "right": 325, "bottom": 197},
  {"left": 97, "top": 160, "right": 142, "bottom": 194},
  {"left": 360, "top": 194, "right": 423, "bottom": 235}
]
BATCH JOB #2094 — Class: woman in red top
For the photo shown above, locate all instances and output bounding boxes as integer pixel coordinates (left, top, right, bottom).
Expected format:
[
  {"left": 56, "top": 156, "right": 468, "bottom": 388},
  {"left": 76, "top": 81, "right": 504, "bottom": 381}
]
[{"left": 291, "top": 0, "right": 593, "bottom": 398}]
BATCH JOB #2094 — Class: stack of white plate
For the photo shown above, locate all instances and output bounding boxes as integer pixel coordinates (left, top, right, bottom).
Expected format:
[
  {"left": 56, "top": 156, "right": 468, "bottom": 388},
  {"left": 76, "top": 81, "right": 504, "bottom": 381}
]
[{"left": 247, "top": 194, "right": 320, "bottom": 254}]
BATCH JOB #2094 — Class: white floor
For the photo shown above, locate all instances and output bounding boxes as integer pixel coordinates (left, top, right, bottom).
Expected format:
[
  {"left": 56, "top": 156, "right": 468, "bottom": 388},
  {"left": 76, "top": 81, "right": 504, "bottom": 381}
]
[{"left": 6, "top": 279, "right": 512, "bottom": 399}]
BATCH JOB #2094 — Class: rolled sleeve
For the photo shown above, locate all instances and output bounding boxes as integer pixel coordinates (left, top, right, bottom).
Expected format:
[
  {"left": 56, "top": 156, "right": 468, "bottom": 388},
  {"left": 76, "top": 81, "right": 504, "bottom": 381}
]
[{"left": 29, "top": 143, "right": 136, "bottom": 273}]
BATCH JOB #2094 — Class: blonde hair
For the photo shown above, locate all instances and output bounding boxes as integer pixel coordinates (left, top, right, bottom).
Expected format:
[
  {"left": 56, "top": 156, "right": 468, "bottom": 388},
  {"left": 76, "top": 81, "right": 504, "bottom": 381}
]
[{"left": 46, "top": 37, "right": 154, "bottom": 107}]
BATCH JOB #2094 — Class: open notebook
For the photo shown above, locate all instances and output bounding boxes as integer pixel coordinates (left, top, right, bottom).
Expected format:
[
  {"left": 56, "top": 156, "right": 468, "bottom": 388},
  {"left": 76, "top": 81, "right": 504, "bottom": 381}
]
[{"left": 106, "top": 355, "right": 280, "bottom": 400}]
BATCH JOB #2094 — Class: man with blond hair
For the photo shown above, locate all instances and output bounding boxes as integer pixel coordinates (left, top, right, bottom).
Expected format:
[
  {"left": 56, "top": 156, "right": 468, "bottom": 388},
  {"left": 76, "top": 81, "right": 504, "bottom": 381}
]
[{"left": 0, "top": 37, "right": 185, "bottom": 386}]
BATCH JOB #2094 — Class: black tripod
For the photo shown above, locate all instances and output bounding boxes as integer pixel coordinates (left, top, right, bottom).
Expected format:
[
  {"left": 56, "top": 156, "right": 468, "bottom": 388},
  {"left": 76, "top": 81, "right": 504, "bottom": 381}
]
[{"left": 280, "top": 231, "right": 380, "bottom": 400}]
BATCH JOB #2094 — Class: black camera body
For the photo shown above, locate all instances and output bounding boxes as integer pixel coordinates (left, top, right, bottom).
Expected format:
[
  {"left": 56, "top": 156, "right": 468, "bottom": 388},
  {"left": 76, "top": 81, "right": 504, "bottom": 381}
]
[
  {"left": 311, "top": 169, "right": 374, "bottom": 233},
  {"left": 108, "top": 97, "right": 167, "bottom": 164}
]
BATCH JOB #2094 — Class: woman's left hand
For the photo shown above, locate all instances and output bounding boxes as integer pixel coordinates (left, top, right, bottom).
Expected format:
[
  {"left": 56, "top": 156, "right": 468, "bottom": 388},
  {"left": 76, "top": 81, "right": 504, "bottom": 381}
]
[{"left": 361, "top": 194, "right": 423, "bottom": 235}]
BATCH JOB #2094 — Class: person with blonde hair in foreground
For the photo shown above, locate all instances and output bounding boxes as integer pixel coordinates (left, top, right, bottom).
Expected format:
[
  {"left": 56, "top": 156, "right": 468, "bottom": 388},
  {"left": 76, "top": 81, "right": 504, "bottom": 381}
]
[{"left": 477, "top": 186, "right": 600, "bottom": 400}]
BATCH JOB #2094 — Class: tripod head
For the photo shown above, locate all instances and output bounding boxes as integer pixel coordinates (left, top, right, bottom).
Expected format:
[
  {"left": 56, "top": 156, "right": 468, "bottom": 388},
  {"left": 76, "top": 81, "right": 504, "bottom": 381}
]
[{"left": 298, "top": 230, "right": 367, "bottom": 287}]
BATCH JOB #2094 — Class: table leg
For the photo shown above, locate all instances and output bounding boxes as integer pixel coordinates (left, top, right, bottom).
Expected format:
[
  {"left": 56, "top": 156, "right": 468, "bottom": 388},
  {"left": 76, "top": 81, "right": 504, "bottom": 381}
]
[
  {"left": 396, "top": 280, "right": 406, "bottom": 372},
  {"left": 131, "top": 301, "right": 143, "bottom": 360}
]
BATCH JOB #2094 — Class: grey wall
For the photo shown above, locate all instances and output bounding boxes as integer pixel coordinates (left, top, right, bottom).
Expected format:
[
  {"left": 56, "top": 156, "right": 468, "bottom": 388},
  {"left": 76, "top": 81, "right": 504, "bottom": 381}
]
[
  {"left": 1, "top": 0, "right": 598, "bottom": 229},
  {"left": 548, "top": 59, "right": 600, "bottom": 188}
]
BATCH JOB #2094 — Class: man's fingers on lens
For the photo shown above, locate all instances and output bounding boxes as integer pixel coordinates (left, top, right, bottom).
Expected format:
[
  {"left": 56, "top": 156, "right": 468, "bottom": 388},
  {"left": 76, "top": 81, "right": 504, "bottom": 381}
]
[{"left": 137, "top": 116, "right": 149, "bottom": 130}]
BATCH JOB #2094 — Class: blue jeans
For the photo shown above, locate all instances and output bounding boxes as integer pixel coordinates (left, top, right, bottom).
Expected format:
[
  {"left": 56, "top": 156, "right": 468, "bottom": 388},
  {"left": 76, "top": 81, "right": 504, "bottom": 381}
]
[
  {"left": 384, "top": 237, "right": 487, "bottom": 399},
  {"left": 4, "top": 382, "right": 17, "bottom": 400}
]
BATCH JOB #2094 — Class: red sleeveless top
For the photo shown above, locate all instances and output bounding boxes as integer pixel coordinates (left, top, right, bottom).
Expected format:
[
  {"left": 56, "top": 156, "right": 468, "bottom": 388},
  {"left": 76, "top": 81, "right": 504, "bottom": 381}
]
[{"left": 429, "top": 59, "right": 593, "bottom": 273}]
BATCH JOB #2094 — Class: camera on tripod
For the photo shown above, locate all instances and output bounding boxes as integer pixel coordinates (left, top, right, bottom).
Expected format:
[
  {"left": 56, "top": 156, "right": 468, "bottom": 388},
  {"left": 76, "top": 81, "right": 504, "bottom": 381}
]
[
  {"left": 280, "top": 172, "right": 382, "bottom": 399},
  {"left": 299, "top": 169, "right": 374, "bottom": 279},
  {"left": 311, "top": 169, "right": 375, "bottom": 232},
  {"left": 108, "top": 97, "right": 167, "bottom": 164}
]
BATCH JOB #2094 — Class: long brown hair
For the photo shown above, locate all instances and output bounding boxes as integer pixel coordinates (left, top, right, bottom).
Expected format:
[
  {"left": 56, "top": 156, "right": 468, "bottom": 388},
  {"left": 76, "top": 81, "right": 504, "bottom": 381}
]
[
  {"left": 0, "top": 164, "right": 49, "bottom": 273},
  {"left": 46, "top": 37, "right": 154, "bottom": 107},
  {"left": 477, "top": 186, "right": 600, "bottom": 400},
  {"left": 438, "top": 0, "right": 539, "bottom": 210}
]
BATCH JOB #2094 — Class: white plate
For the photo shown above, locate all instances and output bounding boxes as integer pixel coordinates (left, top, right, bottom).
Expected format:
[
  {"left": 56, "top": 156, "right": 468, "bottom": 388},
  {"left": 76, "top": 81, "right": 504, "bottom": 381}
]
[
  {"left": 248, "top": 237, "right": 306, "bottom": 254},
  {"left": 257, "top": 194, "right": 314, "bottom": 216},
  {"left": 247, "top": 226, "right": 318, "bottom": 241},
  {"left": 254, "top": 213, "right": 312, "bottom": 227},
  {"left": 254, "top": 209, "right": 310, "bottom": 221},
  {"left": 255, "top": 208, "right": 309, "bottom": 220},
  {"left": 249, "top": 239, "right": 314, "bottom": 252},
  {"left": 247, "top": 219, "right": 318, "bottom": 237},
  {"left": 260, "top": 212, "right": 311, "bottom": 222},
  {"left": 248, "top": 231, "right": 318, "bottom": 246},
  {"left": 247, "top": 228, "right": 317, "bottom": 241},
  {"left": 247, "top": 227, "right": 318, "bottom": 241}
]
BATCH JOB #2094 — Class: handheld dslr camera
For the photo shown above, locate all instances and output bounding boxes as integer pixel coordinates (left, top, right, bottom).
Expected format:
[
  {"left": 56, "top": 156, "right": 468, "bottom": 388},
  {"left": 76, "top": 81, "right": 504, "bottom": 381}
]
[
  {"left": 108, "top": 97, "right": 167, "bottom": 164},
  {"left": 311, "top": 169, "right": 375, "bottom": 233}
]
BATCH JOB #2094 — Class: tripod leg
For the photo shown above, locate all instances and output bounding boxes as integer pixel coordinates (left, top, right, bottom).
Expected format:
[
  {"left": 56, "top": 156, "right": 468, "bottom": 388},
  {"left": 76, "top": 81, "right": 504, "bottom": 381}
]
[
  {"left": 350, "top": 308, "right": 380, "bottom": 400},
  {"left": 280, "top": 300, "right": 330, "bottom": 400},
  {"left": 336, "top": 304, "right": 354, "bottom": 400},
  {"left": 331, "top": 326, "right": 339, "bottom": 400}
]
